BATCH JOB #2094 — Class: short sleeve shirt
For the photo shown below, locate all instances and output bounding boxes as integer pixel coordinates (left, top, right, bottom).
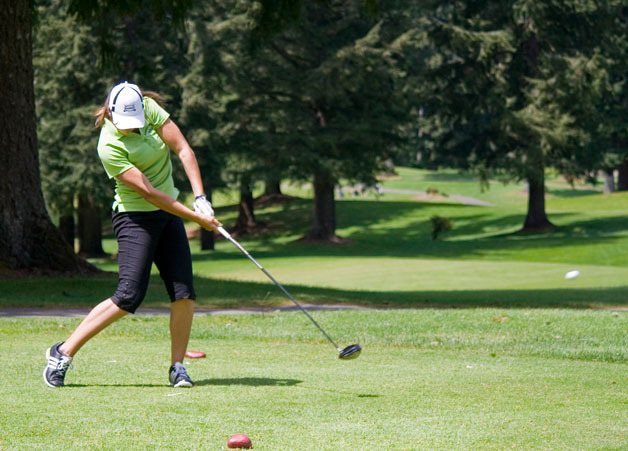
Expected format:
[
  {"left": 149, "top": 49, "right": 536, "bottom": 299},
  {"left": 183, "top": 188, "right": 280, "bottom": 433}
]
[{"left": 97, "top": 97, "right": 179, "bottom": 212}]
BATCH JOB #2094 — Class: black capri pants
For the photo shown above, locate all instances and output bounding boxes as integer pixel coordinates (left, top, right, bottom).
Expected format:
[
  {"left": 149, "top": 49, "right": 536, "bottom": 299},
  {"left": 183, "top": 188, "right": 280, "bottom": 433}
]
[{"left": 111, "top": 210, "right": 196, "bottom": 313}]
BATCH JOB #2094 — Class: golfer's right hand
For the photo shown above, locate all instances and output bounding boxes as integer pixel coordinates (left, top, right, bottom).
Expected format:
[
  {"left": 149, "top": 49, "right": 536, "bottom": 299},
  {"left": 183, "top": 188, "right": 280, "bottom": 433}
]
[{"left": 197, "top": 214, "right": 221, "bottom": 232}]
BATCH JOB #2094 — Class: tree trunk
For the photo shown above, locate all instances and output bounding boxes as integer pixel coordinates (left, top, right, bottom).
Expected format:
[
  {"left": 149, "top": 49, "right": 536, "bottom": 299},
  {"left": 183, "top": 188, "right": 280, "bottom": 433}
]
[
  {"left": 519, "top": 34, "right": 553, "bottom": 232},
  {"left": 523, "top": 164, "right": 554, "bottom": 232},
  {"left": 235, "top": 178, "right": 257, "bottom": 233},
  {"left": 200, "top": 190, "right": 214, "bottom": 251},
  {"left": 601, "top": 170, "right": 615, "bottom": 193},
  {"left": 264, "top": 176, "right": 282, "bottom": 196},
  {"left": 0, "top": 1, "right": 90, "bottom": 272},
  {"left": 616, "top": 159, "right": 628, "bottom": 191},
  {"left": 78, "top": 194, "right": 105, "bottom": 257},
  {"left": 59, "top": 213, "right": 75, "bottom": 249},
  {"left": 307, "top": 170, "right": 338, "bottom": 241}
]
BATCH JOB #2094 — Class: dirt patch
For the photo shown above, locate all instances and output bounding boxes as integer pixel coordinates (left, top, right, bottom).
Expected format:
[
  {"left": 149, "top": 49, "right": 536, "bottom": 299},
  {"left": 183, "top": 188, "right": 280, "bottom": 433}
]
[
  {"left": 411, "top": 193, "right": 451, "bottom": 203},
  {"left": 255, "top": 193, "right": 300, "bottom": 206},
  {"left": 376, "top": 174, "right": 401, "bottom": 181},
  {"left": 296, "top": 235, "right": 353, "bottom": 245}
]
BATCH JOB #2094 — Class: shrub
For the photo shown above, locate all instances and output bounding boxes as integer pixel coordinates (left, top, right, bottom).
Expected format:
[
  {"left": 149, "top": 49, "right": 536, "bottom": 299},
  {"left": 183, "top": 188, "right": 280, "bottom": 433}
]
[{"left": 430, "top": 215, "right": 453, "bottom": 240}]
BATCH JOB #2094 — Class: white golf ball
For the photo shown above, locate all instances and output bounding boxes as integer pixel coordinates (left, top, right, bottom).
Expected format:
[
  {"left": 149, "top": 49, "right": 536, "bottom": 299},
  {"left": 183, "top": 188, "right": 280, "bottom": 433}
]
[{"left": 564, "top": 270, "right": 580, "bottom": 280}]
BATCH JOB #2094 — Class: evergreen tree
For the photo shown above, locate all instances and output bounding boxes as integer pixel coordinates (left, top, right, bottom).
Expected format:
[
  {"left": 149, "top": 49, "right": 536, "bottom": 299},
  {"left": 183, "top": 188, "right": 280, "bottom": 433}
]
[
  {"left": 34, "top": 0, "right": 190, "bottom": 257},
  {"left": 265, "top": 1, "right": 406, "bottom": 240},
  {"left": 34, "top": 0, "right": 112, "bottom": 256},
  {"left": 0, "top": 0, "right": 85, "bottom": 271},
  {"left": 1, "top": 0, "right": 379, "bottom": 270},
  {"left": 596, "top": 7, "right": 627, "bottom": 190},
  {"left": 183, "top": 0, "right": 406, "bottom": 240},
  {"left": 396, "top": 0, "right": 625, "bottom": 231}
]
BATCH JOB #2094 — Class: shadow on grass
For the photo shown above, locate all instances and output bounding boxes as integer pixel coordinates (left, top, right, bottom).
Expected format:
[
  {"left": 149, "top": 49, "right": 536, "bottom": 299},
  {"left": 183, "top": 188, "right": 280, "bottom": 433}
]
[
  {"left": 66, "top": 378, "right": 302, "bottom": 388},
  {"left": 188, "top": 276, "right": 628, "bottom": 309},
  {"left": 202, "top": 278, "right": 627, "bottom": 309},
  {"left": 194, "top": 199, "right": 628, "bottom": 261},
  {"left": 195, "top": 377, "right": 301, "bottom": 387},
  {"left": 1, "top": 273, "right": 626, "bottom": 309},
  {"left": 547, "top": 188, "right": 602, "bottom": 198},
  {"left": 66, "top": 383, "right": 165, "bottom": 388},
  {"left": 85, "top": 197, "right": 628, "bottom": 267},
  {"left": 2, "top": 198, "right": 627, "bottom": 310}
]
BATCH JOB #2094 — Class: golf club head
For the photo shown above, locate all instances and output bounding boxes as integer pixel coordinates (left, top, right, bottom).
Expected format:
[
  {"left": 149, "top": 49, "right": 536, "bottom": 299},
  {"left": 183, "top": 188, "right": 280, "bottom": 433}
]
[{"left": 338, "top": 344, "right": 362, "bottom": 360}]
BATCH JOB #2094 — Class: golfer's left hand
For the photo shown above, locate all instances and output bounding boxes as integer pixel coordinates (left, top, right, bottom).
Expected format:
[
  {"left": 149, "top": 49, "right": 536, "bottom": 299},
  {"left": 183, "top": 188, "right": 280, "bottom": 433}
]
[{"left": 193, "top": 195, "right": 214, "bottom": 217}]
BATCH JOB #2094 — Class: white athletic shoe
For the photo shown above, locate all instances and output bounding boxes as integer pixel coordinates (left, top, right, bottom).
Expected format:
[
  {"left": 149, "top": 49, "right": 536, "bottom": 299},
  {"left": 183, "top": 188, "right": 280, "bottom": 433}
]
[
  {"left": 169, "top": 362, "right": 193, "bottom": 388},
  {"left": 43, "top": 342, "right": 73, "bottom": 387}
]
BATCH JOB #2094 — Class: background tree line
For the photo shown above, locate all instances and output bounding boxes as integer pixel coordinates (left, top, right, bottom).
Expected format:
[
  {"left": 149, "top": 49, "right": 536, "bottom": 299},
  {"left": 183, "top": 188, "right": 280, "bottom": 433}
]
[{"left": 1, "top": 0, "right": 625, "bottom": 271}]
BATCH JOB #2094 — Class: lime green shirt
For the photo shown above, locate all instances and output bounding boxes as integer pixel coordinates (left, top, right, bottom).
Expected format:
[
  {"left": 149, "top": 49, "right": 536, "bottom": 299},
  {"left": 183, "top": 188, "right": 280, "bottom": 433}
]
[{"left": 97, "top": 97, "right": 179, "bottom": 212}]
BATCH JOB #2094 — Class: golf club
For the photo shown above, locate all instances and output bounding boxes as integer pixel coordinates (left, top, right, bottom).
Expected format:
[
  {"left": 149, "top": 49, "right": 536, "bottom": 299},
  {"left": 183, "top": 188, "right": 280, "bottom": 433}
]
[{"left": 216, "top": 226, "right": 361, "bottom": 360}]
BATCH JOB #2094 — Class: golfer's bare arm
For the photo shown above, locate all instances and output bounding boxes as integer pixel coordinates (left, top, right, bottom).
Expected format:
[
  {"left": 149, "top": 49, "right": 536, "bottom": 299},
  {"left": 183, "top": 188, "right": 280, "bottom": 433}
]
[
  {"left": 156, "top": 118, "right": 205, "bottom": 199},
  {"left": 115, "top": 168, "right": 218, "bottom": 231}
]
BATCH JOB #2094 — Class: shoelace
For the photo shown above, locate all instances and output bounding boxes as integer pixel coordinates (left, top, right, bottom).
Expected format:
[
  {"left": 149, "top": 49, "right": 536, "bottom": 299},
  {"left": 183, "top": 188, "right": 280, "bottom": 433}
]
[
  {"left": 48, "top": 355, "right": 72, "bottom": 373},
  {"left": 172, "top": 365, "right": 190, "bottom": 382}
]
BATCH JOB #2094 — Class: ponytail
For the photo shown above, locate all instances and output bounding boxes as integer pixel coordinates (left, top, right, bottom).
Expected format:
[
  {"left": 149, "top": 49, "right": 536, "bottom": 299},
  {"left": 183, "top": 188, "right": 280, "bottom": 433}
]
[
  {"left": 143, "top": 91, "right": 166, "bottom": 106},
  {"left": 94, "top": 96, "right": 110, "bottom": 128}
]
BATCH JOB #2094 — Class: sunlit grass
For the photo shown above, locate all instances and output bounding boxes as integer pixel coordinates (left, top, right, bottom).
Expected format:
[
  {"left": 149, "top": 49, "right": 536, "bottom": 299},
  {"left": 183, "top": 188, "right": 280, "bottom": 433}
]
[
  {"left": 3, "top": 168, "right": 627, "bottom": 309},
  {"left": 3, "top": 168, "right": 627, "bottom": 449},
  {"left": 1, "top": 309, "right": 625, "bottom": 449}
]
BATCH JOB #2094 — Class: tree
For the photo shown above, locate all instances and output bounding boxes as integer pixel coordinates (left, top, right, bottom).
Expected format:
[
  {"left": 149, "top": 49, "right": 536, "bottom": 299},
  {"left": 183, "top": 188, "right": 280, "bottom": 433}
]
[
  {"left": 1, "top": 0, "right": 381, "bottom": 271},
  {"left": 34, "top": 1, "right": 112, "bottom": 257},
  {"left": 0, "top": 0, "right": 89, "bottom": 272},
  {"left": 184, "top": 1, "right": 406, "bottom": 240},
  {"left": 264, "top": 1, "right": 406, "bottom": 240},
  {"left": 34, "top": 0, "right": 192, "bottom": 257},
  {"left": 1, "top": 0, "right": 194, "bottom": 271},
  {"left": 396, "top": 0, "right": 625, "bottom": 231},
  {"left": 596, "top": 8, "right": 627, "bottom": 190},
  {"left": 178, "top": 10, "right": 233, "bottom": 244}
]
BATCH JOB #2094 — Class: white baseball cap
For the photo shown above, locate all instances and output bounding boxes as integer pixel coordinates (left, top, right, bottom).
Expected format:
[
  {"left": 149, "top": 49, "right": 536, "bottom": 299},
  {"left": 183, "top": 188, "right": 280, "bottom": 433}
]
[{"left": 108, "top": 81, "right": 145, "bottom": 129}]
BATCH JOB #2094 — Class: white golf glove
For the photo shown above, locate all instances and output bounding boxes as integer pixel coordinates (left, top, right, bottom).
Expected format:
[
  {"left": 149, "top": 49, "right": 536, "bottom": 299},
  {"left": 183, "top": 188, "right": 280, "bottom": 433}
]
[{"left": 193, "top": 195, "right": 214, "bottom": 217}]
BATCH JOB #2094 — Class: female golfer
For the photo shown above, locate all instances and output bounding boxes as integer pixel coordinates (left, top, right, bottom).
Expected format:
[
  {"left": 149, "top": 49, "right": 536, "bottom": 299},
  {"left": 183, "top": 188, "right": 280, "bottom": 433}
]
[{"left": 44, "top": 81, "right": 219, "bottom": 388}]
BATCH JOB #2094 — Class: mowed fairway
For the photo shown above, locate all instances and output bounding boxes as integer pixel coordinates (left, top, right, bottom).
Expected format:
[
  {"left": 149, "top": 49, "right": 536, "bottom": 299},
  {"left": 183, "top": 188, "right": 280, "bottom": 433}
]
[
  {"left": 0, "top": 309, "right": 626, "bottom": 449},
  {"left": 0, "top": 168, "right": 627, "bottom": 448}
]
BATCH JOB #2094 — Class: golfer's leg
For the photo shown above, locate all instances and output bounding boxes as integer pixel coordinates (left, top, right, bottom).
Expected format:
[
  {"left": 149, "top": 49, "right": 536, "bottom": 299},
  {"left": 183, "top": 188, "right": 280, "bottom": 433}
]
[
  {"left": 170, "top": 299, "right": 194, "bottom": 364},
  {"left": 153, "top": 214, "right": 196, "bottom": 365},
  {"left": 60, "top": 298, "right": 128, "bottom": 357}
]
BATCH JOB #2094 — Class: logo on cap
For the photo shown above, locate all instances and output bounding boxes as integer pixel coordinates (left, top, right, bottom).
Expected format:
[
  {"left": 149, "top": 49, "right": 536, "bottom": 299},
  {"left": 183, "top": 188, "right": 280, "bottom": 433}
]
[{"left": 123, "top": 104, "right": 137, "bottom": 112}]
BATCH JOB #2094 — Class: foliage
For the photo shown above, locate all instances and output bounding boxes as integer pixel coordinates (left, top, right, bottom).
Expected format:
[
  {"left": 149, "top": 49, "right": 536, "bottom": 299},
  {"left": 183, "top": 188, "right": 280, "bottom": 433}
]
[
  {"left": 33, "top": 0, "right": 113, "bottom": 219},
  {"left": 34, "top": 0, "right": 190, "bottom": 223},
  {"left": 590, "top": 6, "right": 628, "bottom": 172},
  {"left": 22, "top": 0, "right": 628, "bottom": 266},
  {"left": 180, "top": 0, "right": 408, "bottom": 238},
  {"left": 6, "top": 0, "right": 371, "bottom": 271},
  {"left": 392, "top": 0, "right": 627, "bottom": 228},
  {"left": 430, "top": 215, "right": 453, "bottom": 240}
]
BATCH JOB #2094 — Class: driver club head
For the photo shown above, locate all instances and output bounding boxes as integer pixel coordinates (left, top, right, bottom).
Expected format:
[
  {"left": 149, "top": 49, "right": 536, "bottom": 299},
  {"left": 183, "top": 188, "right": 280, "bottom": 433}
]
[{"left": 338, "top": 344, "right": 362, "bottom": 360}]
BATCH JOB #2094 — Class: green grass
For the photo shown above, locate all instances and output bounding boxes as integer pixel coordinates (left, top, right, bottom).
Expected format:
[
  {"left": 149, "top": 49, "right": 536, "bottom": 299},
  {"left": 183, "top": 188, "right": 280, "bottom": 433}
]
[
  {"left": 2, "top": 167, "right": 627, "bottom": 309},
  {"left": 1, "top": 309, "right": 626, "bottom": 449},
  {"left": 1, "top": 167, "right": 627, "bottom": 448}
]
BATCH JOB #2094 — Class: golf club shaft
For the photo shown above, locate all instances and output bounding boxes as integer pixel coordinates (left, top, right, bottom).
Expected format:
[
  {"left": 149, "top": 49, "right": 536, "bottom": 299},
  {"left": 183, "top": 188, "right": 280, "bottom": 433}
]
[{"left": 216, "top": 226, "right": 339, "bottom": 349}]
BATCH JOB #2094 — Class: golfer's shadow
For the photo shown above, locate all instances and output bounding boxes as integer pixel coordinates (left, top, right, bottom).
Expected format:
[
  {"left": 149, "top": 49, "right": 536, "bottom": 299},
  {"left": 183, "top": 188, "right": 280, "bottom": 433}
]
[
  {"left": 66, "top": 378, "right": 301, "bottom": 388},
  {"left": 195, "top": 377, "right": 302, "bottom": 387}
]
